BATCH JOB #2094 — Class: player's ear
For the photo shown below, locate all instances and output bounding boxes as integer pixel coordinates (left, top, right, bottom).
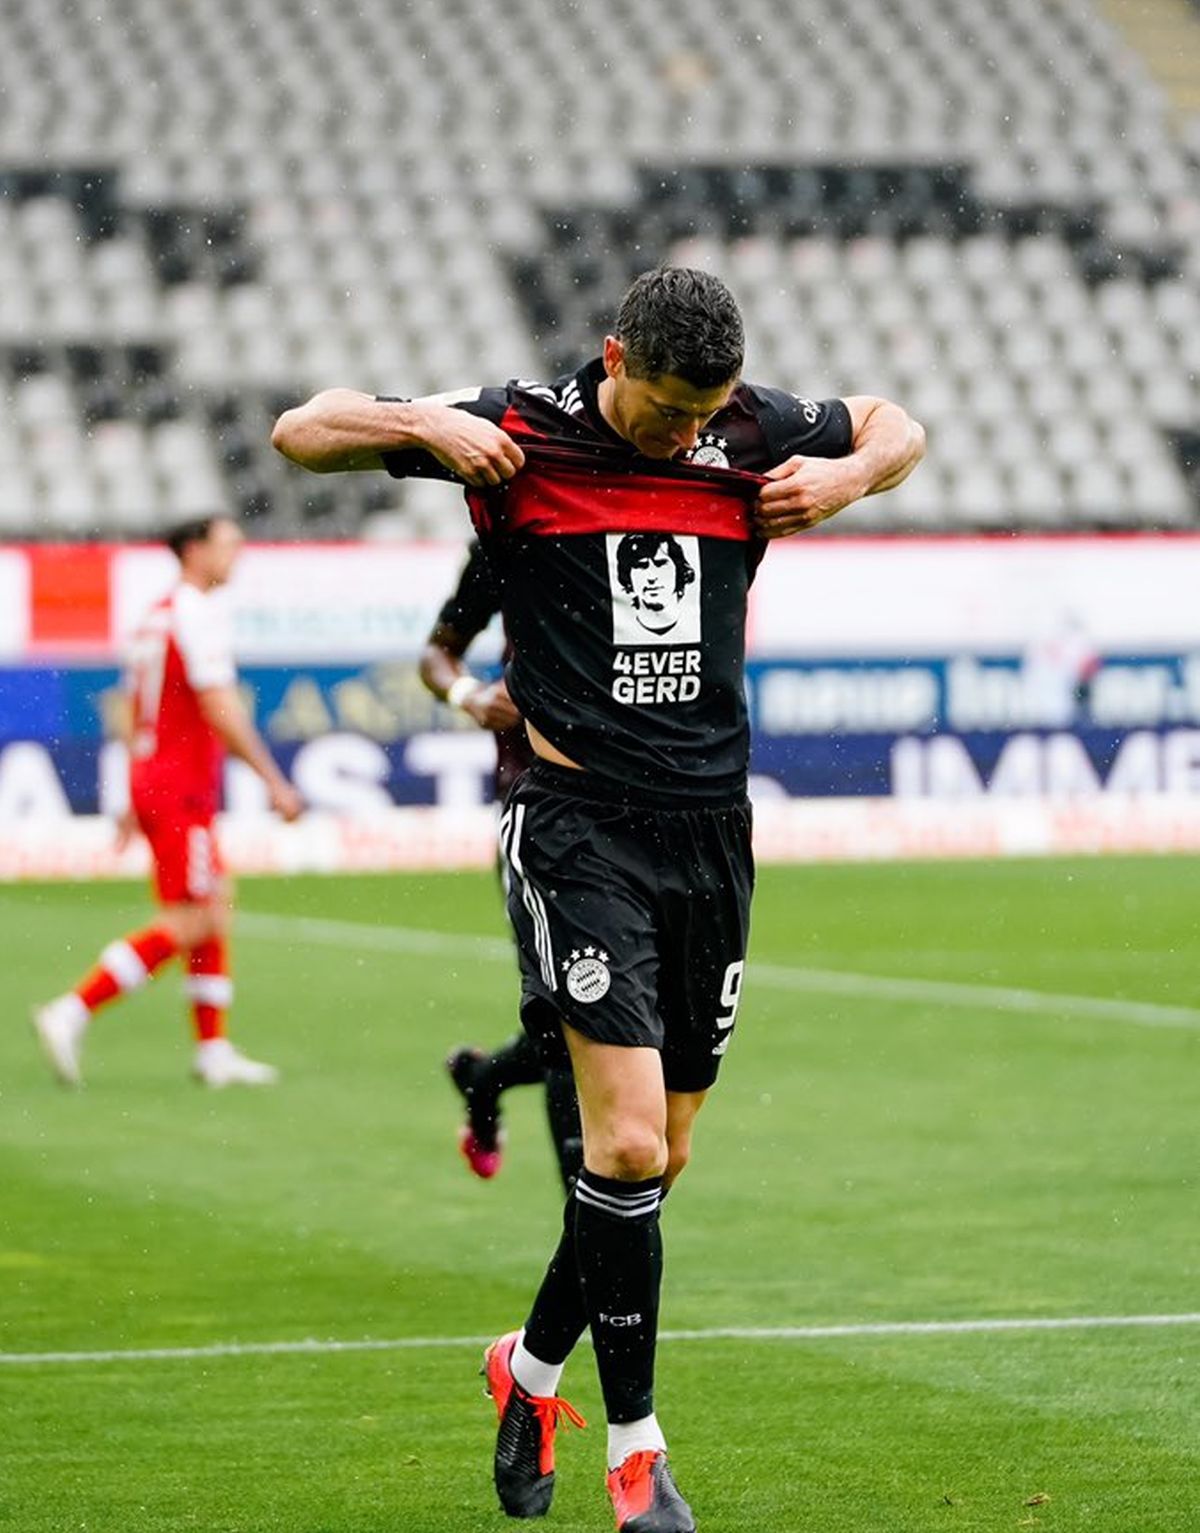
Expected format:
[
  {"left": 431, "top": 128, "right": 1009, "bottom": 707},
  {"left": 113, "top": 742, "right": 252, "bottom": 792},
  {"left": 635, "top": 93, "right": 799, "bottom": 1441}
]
[{"left": 603, "top": 335, "right": 625, "bottom": 379}]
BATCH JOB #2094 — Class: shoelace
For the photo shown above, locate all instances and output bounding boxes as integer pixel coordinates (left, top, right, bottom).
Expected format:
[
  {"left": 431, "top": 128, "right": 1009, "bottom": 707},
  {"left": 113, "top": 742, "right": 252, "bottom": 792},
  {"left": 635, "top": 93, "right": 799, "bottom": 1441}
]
[
  {"left": 611, "top": 1448, "right": 661, "bottom": 1497},
  {"left": 533, "top": 1393, "right": 587, "bottom": 1435}
]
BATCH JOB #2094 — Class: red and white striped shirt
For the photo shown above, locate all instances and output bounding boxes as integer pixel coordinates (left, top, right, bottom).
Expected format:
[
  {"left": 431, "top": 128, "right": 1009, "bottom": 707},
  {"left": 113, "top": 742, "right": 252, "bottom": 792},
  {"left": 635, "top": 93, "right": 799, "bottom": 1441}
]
[{"left": 126, "top": 583, "right": 236, "bottom": 815}]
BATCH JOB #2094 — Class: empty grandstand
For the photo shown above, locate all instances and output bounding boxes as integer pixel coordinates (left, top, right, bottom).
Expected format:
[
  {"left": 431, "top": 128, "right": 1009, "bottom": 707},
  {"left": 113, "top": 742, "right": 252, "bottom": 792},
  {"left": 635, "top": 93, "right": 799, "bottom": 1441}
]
[{"left": 0, "top": 0, "right": 1197, "bottom": 536}]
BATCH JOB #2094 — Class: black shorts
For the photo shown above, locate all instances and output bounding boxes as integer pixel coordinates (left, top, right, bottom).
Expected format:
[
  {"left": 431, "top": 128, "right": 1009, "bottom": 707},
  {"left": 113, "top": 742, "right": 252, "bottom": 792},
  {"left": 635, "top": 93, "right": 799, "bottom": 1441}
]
[{"left": 501, "top": 762, "right": 754, "bottom": 1094}]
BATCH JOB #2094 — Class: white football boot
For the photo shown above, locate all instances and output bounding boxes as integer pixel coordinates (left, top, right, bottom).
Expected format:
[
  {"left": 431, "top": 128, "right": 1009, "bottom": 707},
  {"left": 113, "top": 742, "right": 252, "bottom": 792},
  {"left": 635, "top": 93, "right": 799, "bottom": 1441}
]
[
  {"left": 193, "top": 1038, "right": 279, "bottom": 1088},
  {"left": 32, "top": 995, "right": 89, "bottom": 1086}
]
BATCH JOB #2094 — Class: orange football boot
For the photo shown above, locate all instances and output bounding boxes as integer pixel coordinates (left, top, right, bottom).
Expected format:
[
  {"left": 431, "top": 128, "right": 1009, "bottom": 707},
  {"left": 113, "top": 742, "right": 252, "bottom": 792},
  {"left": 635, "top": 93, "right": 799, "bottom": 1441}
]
[
  {"left": 484, "top": 1331, "right": 586, "bottom": 1518},
  {"left": 606, "top": 1449, "right": 696, "bottom": 1532}
]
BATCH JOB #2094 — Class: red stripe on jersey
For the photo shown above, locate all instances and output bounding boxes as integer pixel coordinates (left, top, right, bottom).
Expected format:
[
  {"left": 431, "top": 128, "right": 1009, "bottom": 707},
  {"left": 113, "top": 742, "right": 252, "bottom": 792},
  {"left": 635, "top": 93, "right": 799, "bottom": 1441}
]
[
  {"left": 467, "top": 428, "right": 767, "bottom": 540},
  {"left": 501, "top": 470, "right": 756, "bottom": 539}
]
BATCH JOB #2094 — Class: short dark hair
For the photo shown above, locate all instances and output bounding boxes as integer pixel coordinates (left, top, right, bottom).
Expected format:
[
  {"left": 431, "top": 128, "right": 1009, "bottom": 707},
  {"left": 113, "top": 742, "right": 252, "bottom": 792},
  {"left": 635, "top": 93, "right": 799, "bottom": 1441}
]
[
  {"left": 616, "top": 532, "right": 696, "bottom": 597},
  {"left": 165, "top": 515, "right": 225, "bottom": 560},
  {"left": 615, "top": 268, "right": 744, "bottom": 389}
]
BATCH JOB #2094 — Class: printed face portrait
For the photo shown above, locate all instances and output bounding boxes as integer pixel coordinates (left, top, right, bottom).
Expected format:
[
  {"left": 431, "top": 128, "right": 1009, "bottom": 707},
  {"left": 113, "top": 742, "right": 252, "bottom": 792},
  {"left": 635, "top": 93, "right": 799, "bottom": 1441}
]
[{"left": 608, "top": 532, "right": 701, "bottom": 645}]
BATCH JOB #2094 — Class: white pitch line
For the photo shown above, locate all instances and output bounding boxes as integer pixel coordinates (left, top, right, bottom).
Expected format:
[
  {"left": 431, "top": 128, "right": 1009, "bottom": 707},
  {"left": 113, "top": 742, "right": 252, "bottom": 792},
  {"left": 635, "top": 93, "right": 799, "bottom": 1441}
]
[
  {"left": 239, "top": 911, "right": 513, "bottom": 963},
  {"left": 749, "top": 962, "right": 1200, "bottom": 1030},
  {"left": 239, "top": 911, "right": 1200, "bottom": 1031},
  {"left": 663, "top": 1313, "right": 1200, "bottom": 1341},
  {"left": 4, "top": 1313, "right": 1200, "bottom": 1368},
  {"left": 0, "top": 1335, "right": 495, "bottom": 1367}
]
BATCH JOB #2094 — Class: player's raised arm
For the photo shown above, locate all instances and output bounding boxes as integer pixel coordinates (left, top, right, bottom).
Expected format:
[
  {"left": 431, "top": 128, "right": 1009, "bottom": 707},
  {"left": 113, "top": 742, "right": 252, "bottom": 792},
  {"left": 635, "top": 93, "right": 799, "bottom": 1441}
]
[
  {"left": 271, "top": 388, "right": 525, "bottom": 486},
  {"left": 755, "top": 395, "right": 925, "bottom": 539},
  {"left": 841, "top": 395, "right": 927, "bottom": 497}
]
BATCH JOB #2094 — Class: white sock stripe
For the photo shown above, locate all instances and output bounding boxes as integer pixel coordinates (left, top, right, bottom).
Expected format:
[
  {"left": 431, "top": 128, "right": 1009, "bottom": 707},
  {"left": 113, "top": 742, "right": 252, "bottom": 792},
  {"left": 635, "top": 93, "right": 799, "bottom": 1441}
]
[
  {"left": 184, "top": 975, "right": 233, "bottom": 1007},
  {"left": 100, "top": 940, "right": 149, "bottom": 991},
  {"left": 579, "top": 1190, "right": 663, "bottom": 1213},
  {"left": 578, "top": 1172, "right": 662, "bottom": 1196},
  {"left": 579, "top": 1180, "right": 662, "bottom": 1202},
  {"left": 575, "top": 1181, "right": 663, "bottom": 1218}
]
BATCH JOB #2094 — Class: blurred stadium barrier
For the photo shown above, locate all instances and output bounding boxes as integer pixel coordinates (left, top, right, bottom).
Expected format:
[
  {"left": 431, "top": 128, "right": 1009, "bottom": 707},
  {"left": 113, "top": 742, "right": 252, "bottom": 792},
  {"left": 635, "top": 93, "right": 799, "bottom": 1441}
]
[{"left": 4, "top": 535, "right": 1200, "bottom": 874}]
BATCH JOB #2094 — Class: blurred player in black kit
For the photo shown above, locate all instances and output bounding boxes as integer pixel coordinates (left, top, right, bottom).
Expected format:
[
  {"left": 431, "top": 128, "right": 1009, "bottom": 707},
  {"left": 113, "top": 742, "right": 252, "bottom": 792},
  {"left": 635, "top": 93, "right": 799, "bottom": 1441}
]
[
  {"left": 275, "top": 267, "right": 924, "bottom": 1532},
  {"left": 418, "top": 540, "right": 583, "bottom": 1192}
]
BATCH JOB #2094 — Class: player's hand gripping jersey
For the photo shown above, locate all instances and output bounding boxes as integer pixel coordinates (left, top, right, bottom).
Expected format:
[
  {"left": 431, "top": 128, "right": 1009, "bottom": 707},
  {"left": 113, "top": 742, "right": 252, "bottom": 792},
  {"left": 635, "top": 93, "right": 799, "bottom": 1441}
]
[
  {"left": 125, "top": 583, "right": 236, "bottom": 817},
  {"left": 382, "top": 359, "right": 851, "bottom": 803}
]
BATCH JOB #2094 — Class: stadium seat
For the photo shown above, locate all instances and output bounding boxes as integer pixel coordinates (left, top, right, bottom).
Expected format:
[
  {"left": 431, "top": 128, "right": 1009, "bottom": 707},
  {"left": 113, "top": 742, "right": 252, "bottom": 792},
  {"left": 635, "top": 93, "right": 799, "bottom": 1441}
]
[{"left": 0, "top": 0, "right": 1193, "bottom": 535}]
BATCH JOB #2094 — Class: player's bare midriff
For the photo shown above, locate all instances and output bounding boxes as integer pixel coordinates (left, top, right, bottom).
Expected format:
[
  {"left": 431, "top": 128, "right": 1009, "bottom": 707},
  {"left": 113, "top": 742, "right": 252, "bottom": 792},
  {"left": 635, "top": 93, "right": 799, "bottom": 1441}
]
[{"left": 526, "top": 721, "right": 583, "bottom": 770}]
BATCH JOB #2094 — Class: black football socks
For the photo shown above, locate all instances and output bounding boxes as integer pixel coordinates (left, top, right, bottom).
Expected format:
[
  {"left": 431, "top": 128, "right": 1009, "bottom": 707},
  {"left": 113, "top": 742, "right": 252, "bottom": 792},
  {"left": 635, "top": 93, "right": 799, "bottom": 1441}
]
[
  {"left": 574, "top": 1168, "right": 664, "bottom": 1423},
  {"left": 521, "top": 1167, "right": 665, "bottom": 1424},
  {"left": 523, "top": 1189, "right": 590, "bottom": 1368}
]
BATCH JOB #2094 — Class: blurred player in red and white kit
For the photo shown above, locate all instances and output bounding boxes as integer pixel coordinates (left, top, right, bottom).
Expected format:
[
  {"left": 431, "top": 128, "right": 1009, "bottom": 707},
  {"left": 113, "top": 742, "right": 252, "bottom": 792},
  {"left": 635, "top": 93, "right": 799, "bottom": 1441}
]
[{"left": 33, "top": 514, "right": 303, "bottom": 1089}]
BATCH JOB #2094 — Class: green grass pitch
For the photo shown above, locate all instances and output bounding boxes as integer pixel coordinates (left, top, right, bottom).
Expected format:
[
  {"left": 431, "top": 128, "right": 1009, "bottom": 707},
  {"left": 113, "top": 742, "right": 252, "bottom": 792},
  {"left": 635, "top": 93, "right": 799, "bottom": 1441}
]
[{"left": 2, "top": 856, "right": 1198, "bottom": 1531}]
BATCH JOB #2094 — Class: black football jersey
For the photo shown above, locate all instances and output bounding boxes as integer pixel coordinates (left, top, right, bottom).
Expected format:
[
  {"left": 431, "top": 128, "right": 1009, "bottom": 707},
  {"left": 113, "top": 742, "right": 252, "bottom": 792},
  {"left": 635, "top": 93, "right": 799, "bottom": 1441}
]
[{"left": 384, "top": 359, "right": 851, "bottom": 803}]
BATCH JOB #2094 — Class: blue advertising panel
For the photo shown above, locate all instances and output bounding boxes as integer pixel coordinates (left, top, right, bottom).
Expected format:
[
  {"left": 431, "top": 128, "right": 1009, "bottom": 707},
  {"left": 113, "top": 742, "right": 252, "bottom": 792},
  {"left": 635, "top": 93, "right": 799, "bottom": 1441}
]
[{"left": 2, "top": 650, "right": 1199, "bottom": 816}]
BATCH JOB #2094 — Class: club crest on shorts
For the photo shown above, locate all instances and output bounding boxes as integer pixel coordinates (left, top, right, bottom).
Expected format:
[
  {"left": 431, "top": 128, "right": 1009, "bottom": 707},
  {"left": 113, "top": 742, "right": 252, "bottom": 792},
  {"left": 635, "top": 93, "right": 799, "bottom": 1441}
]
[{"left": 561, "top": 947, "right": 611, "bottom": 1004}]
